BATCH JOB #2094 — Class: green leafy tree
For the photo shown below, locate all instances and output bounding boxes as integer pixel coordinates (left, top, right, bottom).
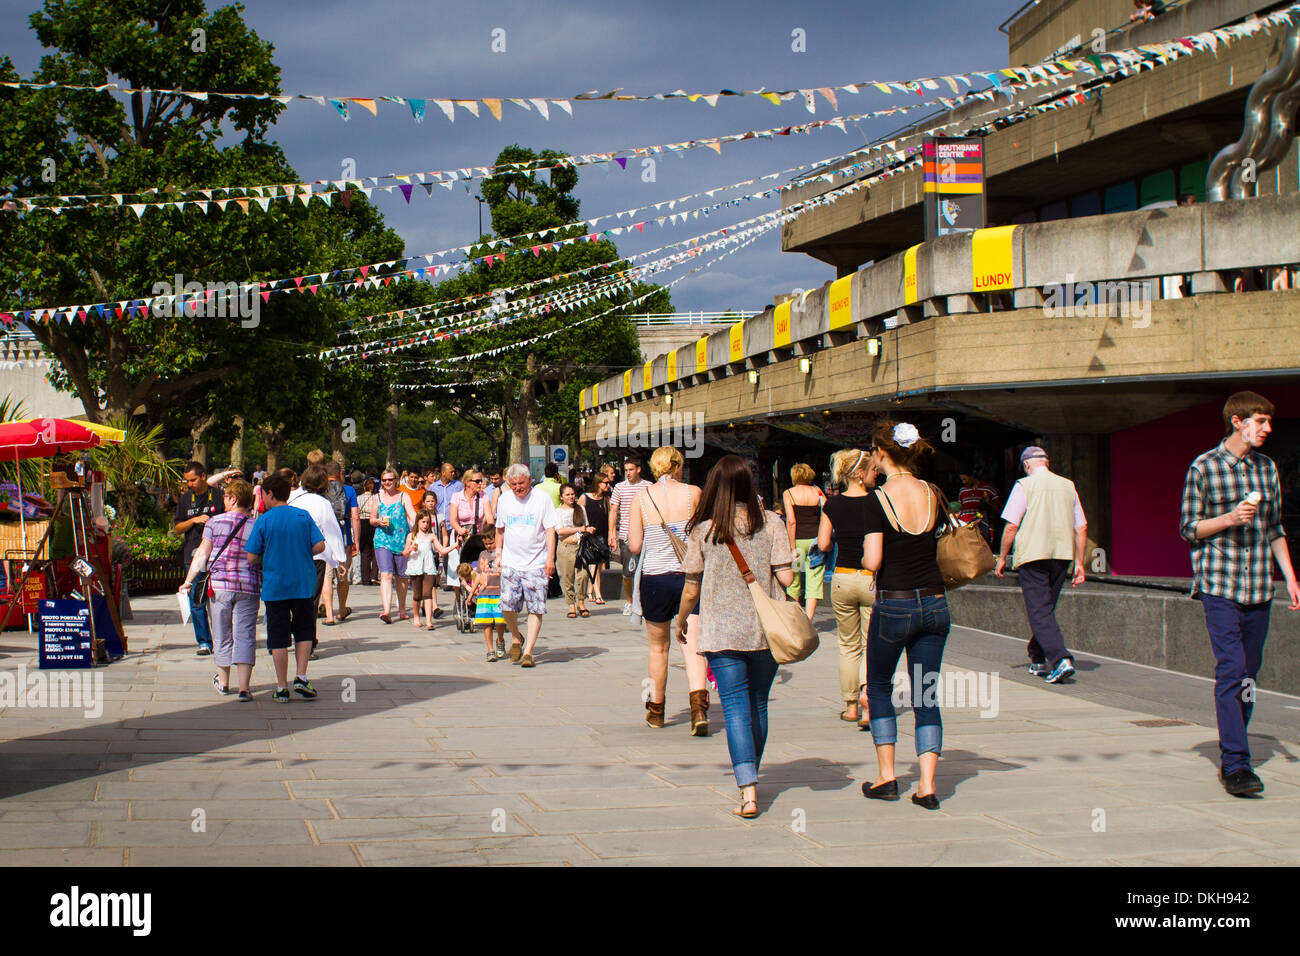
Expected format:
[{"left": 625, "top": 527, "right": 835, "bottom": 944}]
[{"left": 391, "top": 145, "right": 665, "bottom": 463}]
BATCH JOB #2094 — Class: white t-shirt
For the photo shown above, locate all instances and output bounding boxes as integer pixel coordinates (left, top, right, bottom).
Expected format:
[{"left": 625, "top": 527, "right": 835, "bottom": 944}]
[
  {"left": 288, "top": 488, "right": 347, "bottom": 567},
  {"left": 494, "top": 487, "right": 557, "bottom": 572}
]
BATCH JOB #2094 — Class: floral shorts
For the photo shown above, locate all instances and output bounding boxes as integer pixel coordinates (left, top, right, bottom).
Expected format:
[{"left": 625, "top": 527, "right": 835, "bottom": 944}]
[{"left": 499, "top": 567, "right": 548, "bottom": 615}]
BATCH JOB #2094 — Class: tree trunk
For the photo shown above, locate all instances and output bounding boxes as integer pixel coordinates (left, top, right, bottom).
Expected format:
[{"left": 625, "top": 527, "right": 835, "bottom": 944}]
[
  {"left": 385, "top": 404, "right": 399, "bottom": 471},
  {"left": 229, "top": 415, "right": 245, "bottom": 471},
  {"left": 261, "top": 424, "right": 284, "bottom": 472},
  {"left": 329, "top": 421, "right": 346, "bottom": 470},
  {"left": 189, "top": 413, "right": 216, "bottom": 469}
]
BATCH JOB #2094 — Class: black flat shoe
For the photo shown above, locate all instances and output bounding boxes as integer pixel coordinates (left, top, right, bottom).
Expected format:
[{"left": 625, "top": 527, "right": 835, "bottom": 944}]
[
  {"left": 911, "top": 793, "right": 940, "bottom": 810},
  {"left": 862, "top": 779, "right": 899, "bottom": 801}
]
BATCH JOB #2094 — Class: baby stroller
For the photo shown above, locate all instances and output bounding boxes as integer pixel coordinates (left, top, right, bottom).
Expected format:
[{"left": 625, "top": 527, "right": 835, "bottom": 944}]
[{"left": 451, "top": 529, "right": 487, "bottom": 634}]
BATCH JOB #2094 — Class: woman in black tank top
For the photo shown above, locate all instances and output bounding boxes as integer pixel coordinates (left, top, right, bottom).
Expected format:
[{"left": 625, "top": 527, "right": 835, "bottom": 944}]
[
  {"left": 578, "top": 468, "right": 615, "bottom": 604},
  {"left": 859, "top": 421, "right": 952, "bottom": 811}
]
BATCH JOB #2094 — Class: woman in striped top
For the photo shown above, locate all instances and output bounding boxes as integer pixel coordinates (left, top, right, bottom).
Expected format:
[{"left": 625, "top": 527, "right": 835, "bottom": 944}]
[{"left": 628, "top": 446, "right": 709, "bottom": 735}]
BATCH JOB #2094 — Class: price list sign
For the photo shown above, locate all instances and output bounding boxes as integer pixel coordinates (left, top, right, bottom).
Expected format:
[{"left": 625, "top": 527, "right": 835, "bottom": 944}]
[{"left": 38, "top": 599, "right": 93, "bottom": 669}]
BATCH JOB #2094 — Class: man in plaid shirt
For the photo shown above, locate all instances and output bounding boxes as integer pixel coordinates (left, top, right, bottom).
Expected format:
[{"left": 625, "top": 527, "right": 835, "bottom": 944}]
[{"left": 1181, "top": 391, "right": 1300, "bottom": 797}]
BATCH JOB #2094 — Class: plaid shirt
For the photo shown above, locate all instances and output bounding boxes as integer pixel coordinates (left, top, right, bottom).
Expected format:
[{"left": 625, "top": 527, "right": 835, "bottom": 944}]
[
  {"left": 201, "top": 511, "right": 262, "bottom": 595},
  {"left": 1180, "top": 441, "right": 1285, "bottom": 605}
]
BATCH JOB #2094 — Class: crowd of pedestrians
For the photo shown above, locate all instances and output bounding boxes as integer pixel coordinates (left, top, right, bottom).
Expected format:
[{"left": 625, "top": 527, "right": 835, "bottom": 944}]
[{"left": 175, "top": 390, "right": 1296, "bottom": 807}]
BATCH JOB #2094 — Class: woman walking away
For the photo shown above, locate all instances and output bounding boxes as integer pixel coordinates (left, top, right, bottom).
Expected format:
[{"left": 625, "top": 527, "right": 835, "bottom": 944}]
[
  {"left": 860, "top": 421, "right": 951, "bottom": 810},
  {"left": 405, "top": 511, "right": 451, "bottom": 630},
  {"left": 180, "top": 479, "right": 260, "bottom": 701},
  {"left": 783, "top": 463, "right": 826, "bottom": 620},
  {"left": 370, "top": 469, "right": 417, "bottom": 624},
  {"left": 554, "top": 483, "right": 594, "bottom": 618},
  {"left": 578, "top": 466, "right": 614, "bottom": 604},
  {"left": 357, "top": 478, "right": 378, "bottom": 585},
  {"left": 819, "top": 449, "right": 880, "bottom": 725},
  {"left": 630, "top": 447, "right": 709, "bottom": 734},
  {"left": 678, "top": 454, "right": 794, "bottom": 818}
]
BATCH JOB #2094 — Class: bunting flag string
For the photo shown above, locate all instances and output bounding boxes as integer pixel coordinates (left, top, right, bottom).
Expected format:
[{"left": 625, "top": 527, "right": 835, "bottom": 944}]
[
  {"left": 3, "top": 0, "right": 1280, "bottom": 122},
  {"left": 319, "top": 181, "right": 826, "bottom": 364},
  {"left": 366, "top": 215, "right": 777, "bottom": 377},
  {"left": 4, "top": 61, "right": 1068, "bottom": 216}
]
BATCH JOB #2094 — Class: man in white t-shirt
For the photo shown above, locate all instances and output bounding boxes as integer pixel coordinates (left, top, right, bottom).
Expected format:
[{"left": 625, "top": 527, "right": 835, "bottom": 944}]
[{"left": 492, "top": 463, "right": 557, "bottom": 668}]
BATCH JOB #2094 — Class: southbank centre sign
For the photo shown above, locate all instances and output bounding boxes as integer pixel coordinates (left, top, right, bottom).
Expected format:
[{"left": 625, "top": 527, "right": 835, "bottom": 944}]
[{"left": 924, "top": 137, "right": 985, "bottom": 240}]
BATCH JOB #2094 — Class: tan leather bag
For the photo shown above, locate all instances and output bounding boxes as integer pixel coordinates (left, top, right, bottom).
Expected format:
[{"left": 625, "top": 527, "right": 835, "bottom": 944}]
[
  {"left": 726, "top": 540, "right": 819, "bottom": 664},
  {"left": 875, "top": 484, "right": 994, "bottom": 590}
]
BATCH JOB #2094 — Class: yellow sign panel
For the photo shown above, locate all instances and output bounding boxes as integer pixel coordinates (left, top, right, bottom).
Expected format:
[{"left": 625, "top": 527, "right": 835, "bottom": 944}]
[
  {"left": 903, "top": 244, "right": 921, "bottom": 305},
  {"left": 695, "top": 336, "right": 708, "bottom": 373},
  {"left": 828, "top": 274, "right": 854, "bottom": 330},
  {"left": 591, "top": 384, "right": 599, "bottom": 408},
  {"left": 773, "top": 301, "right": 791, "bottom": 348},
  {"left": 622, "top": 370, "right": 631, "bottom": 398},
  {"left": 579, "top": 389, "right": 586, "bottom": 411},
  {"left": 971, "top": 225, "right": 1017, "bottom": 292},
  {"left": 642, "top": 361, "right": 653, "bottom": 392},
  {"left": 728, "top": 320, "right": 744, "bottom": 362},
  {"left": 666, "top": 350, "right": 677, "bottom": 381}
]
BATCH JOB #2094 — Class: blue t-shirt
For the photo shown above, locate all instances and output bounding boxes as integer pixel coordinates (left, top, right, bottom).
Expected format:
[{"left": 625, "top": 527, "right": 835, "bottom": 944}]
[
  {"left": 243, "top": 504, "right": 324, "bottom": 602},
  {"left": 342, "top": 483, "right": 359, "bottom": 546}
]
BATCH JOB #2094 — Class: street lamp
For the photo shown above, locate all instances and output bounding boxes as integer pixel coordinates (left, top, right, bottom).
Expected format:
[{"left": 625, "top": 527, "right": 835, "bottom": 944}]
[
  {"left": 432, "top": 417, "right": 442, "bottom": 463},
  {"left": 475, "top": 195, "right": 486, "bottom": 236}
]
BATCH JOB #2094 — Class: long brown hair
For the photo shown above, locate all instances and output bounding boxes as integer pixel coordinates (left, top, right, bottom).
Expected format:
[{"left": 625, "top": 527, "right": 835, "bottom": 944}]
[
  {"left": 688, "top": 454, "right": 763, "bottom": 544},
  {"left": 560, "top": 482, "right": 583, "bottom": 526}
]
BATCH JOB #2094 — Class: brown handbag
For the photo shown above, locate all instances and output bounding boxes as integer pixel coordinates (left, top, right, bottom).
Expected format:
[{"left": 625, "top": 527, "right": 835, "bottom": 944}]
[
  {"left": 643, "top": 489, "right": 688, "bottom": 563},
  {"left": 725, "top": 539, "right": 820, "bottom": 664},
  {"left": 927, "top": 483, "right": 995, "bottom": 589},
  {"left": 874, "top": 484, "right": 994, "bottom": 590}
]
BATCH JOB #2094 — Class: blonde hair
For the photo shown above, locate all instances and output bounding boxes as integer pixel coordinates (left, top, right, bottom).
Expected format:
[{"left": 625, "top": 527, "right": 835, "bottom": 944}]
[
  {"left": 830, "top": 449, "right": 870, "bottom": 488},
  {"left": 790, "top": 463, "right": 816, "bottom": 486},
  {"left": 649, "top": 446, "right": 684, "bottom": 479}
]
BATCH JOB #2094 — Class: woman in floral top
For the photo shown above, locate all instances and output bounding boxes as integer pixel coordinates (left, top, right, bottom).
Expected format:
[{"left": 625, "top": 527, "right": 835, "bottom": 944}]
[{"left": 677, "top": 455, "right": 794, "bottom": 819}]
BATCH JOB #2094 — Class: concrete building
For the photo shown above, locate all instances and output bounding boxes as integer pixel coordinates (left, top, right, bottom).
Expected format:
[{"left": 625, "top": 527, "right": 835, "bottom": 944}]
[{"left": 583, "top": 0, "right": 1300, "bottom": 585}]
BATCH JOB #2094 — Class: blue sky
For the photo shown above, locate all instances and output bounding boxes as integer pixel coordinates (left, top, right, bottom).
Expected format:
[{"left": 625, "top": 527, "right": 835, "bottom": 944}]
[{"left": 1, "top": 0, "right": 1014, "bottom": 313}]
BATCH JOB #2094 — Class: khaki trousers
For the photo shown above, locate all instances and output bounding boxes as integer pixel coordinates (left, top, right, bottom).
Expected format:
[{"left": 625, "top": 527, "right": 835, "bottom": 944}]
[
  {"left": 556, "top": 536, "right": 590, "bottom": 605},
  {"left": 832, "top": 572, "right": 876, "bottom": 703}
]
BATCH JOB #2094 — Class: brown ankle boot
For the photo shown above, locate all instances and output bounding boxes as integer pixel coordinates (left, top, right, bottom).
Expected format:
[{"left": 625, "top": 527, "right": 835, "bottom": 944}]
[
  {"left": 645, "top": 699, "right": 665, "bottom": 729},
  {"left": 689, "top": 689, "right": 710, "bottom": 737}
]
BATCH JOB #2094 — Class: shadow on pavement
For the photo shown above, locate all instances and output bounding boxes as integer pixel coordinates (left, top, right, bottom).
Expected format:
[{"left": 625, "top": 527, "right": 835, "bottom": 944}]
[
  {"left": 0, "top": 673, "right": 489, "bottom": 800},
  {"left": 1192, "top": 736, "right": 1300, "bottom": 771},
  {"left": 541, "top": 646, "right": 609, "bottom": 664}
]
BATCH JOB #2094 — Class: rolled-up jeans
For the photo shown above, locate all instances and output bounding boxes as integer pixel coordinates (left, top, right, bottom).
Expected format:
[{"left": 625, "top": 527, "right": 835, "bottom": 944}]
[
  {"left": 865, "top": 593, "right": 950, "bottom": 756},
  {"left": 704, "top": 649, "right": 779, "bottom": 787}
]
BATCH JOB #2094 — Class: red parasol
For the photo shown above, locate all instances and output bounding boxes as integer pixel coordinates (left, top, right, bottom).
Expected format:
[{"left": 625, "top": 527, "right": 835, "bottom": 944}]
[{"left": 0, "top": 418, "right": 102, "bottom": 459}]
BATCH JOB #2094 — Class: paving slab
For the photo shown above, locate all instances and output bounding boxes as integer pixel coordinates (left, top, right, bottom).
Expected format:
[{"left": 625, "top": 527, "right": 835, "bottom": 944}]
[{"left": 1, "top": 590, "right": 1296, "bottom": 866}]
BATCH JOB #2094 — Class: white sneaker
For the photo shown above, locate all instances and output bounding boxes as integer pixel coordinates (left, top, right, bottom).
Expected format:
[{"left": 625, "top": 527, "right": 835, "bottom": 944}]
[{"left": 622, "top": 603, "right": 633, "bottom": 616}]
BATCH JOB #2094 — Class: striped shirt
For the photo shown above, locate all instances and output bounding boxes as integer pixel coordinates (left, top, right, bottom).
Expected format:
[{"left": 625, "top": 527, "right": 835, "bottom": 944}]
[
  {"left": 610, "top": 478, "right": 649, "bottom": 541},
  {"left": 201, "top": 511, "right": 261, "bottom": 595},
  {"left": 1180, "top": 440, "right": 1286, "bottom": 605}
]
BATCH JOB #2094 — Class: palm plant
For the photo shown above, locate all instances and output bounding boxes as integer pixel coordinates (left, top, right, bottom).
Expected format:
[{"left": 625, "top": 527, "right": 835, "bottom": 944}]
[
  {"left": 0, "top": 395, "right": 47, "bottom": 502},
  {"left": 89, "top": 416, "right": 184, "bottom": 525}
]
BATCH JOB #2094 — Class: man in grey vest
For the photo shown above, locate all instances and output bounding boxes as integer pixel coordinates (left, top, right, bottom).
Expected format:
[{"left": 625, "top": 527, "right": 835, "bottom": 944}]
[{"left": 994, "top": 446, "right": 1088, "bottom": 683}]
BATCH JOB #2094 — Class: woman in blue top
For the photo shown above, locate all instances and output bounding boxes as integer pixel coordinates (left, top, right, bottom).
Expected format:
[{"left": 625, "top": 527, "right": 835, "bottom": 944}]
[{"left": 368, "top": 469, "right": 417, "bottom": 624}]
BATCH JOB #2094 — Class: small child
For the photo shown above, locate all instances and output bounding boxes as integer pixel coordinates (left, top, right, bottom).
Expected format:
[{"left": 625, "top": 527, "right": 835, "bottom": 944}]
[
  {"left": 404, "top": 512, "right": 452, "bottom": 630},
  {"left": 471, "top": 550, "right": 504, "bottom": 662}
]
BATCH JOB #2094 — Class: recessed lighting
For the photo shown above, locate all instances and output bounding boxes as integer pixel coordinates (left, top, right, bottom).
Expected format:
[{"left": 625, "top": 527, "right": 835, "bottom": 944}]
[{"left": 799, "top": 357, "right": 811, "bottom": 374}]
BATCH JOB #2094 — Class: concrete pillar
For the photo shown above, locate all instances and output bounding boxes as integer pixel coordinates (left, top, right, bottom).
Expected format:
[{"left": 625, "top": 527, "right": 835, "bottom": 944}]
[{"left": 1042, "top": 433, "right": 1110, "bottom": 571}]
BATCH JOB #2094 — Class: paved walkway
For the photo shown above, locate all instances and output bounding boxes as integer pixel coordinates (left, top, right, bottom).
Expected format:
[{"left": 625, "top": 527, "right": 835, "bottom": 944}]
[{"left": 1, "top": 583, "right": 1298, "bottom": 866}]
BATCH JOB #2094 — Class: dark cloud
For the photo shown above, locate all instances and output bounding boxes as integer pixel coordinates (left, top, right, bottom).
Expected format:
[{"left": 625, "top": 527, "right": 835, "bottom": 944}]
[{"left": 1, "top": 0, "right": 1012, "bottom": 313}]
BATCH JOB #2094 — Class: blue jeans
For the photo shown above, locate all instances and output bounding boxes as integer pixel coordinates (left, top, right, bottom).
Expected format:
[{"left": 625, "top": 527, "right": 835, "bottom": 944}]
[
  {"left": 705, "top": 649, "right": 779, "bottom": 788},
  {"left": 189, "top": 585, "right": 213, "bottom": 649},
  {"left": 865, "top": 594, "right": 951, "bottom": 756},
  {"left": 1201, "top": 594, "right": 1271, "bottom": 775}
]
